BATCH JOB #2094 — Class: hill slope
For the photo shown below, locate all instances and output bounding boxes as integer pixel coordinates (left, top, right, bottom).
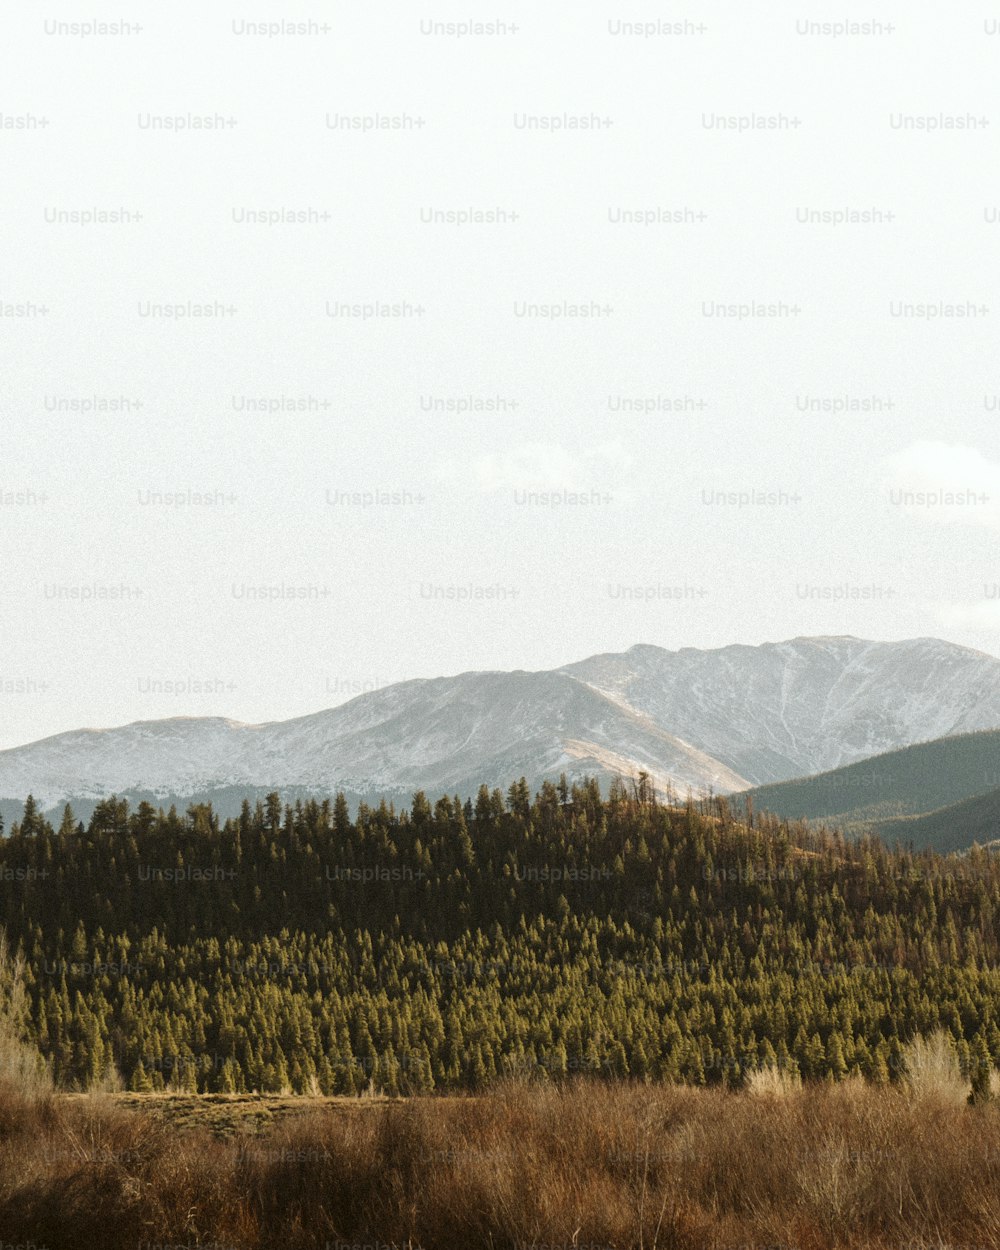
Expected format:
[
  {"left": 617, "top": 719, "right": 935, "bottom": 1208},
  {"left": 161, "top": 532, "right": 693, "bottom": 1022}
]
[
  {"left": 738, "top": 730, "right": 1000, "bottom": 821},
  {"left": 737, "top": 729, "right": 1000, "bottom": 851},
  {"left": 873, "top": 787, "right": 1000, "bottom": 854},
  {"left": 4, "top": 781, "right": 1000, "bottom": 1097}
]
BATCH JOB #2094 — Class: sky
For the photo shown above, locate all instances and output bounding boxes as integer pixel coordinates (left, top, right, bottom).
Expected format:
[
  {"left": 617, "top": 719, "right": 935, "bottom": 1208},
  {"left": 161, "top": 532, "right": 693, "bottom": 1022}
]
[{"left": 3, "top": 1, "right": 1000, "bottom": 749}]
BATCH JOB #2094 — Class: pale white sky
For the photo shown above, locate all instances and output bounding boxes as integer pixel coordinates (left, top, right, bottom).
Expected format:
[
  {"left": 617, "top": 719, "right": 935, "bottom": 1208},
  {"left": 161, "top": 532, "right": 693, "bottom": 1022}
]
[{"left": 3, "top": 1, "right": 1000, "bottom": 748}]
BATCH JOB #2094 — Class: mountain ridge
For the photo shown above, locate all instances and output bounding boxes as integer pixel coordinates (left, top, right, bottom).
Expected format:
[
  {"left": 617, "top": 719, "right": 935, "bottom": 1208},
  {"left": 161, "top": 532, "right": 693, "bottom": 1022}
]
[{"left": 4, "top": 634, "right": 1000, "bottom": 820}]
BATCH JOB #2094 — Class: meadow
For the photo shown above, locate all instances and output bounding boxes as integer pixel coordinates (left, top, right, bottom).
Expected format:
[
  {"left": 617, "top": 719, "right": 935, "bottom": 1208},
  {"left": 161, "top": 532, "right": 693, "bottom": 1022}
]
[{"left": 1, "top": 1054, "right": 998, "bottom": 1250}]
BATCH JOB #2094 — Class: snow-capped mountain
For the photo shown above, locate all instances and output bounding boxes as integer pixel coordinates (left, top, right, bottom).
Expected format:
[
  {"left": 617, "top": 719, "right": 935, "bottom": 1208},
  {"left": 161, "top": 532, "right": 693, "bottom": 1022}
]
[
  {"left": 563, "top": 635, "right": 1000, "bottom": 784},
  {"left": 3, "top": 636, "right": 1000, "bottom": 817},
  {"left": 0, "top": 669, "right": 750, "bottom": 816}
]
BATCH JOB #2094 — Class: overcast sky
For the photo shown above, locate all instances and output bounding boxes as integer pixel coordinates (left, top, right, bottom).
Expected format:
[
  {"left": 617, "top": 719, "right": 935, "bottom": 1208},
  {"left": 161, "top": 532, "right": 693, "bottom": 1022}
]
[{"left": 3, "top": 1, "right": 1000, "bottom": 749}]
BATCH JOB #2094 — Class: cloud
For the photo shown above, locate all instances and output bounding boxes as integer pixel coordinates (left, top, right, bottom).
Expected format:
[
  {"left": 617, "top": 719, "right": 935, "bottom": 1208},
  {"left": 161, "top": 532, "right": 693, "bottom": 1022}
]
[{"left": 885, "top": 441, "right": 1000, "bottom": 526}]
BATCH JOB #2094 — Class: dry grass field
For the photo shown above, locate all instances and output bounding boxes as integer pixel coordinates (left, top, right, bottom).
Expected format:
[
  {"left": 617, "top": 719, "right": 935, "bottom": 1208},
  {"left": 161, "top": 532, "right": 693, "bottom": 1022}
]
[
  {"left": 2, "top": 1063, "right": 999, "bottom": 1250},
  {"left": 59, "top": 1088, "right": 396, "bottom": 1138}
]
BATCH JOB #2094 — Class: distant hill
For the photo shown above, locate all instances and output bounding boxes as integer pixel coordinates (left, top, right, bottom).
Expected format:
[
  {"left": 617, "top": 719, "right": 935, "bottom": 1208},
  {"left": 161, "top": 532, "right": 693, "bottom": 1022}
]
[
  {"left": 872, "top": 787, "right": 1000, "bottom": 854},
  {"left": 737, "top": 730, "right": 1000, "bottom": 851}
]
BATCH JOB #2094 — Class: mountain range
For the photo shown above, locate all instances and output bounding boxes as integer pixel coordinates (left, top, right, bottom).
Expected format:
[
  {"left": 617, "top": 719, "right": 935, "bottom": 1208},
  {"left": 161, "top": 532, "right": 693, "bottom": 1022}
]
[{"left": 3, "top": 635, "right": 1000, "bottom": 830}]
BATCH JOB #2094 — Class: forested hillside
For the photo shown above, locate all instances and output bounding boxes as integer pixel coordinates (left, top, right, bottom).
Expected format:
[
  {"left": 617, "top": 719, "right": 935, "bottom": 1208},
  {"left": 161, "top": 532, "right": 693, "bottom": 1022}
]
[
  {"left": 2, "top": 778, "right": 1000, "bottom": 1094},
  {"left": 737, "top": 728, "right": 1000, "bottom": 843},
  {"left": 873, "top": 787, "right": 1000, "bottom": 853}
]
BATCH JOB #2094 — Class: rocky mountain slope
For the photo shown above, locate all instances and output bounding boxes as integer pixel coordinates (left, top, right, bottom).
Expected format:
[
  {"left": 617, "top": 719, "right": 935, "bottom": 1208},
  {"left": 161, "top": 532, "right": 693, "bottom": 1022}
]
[{"left": 563, "top": 636, "right": 1000, "bottom": 784}]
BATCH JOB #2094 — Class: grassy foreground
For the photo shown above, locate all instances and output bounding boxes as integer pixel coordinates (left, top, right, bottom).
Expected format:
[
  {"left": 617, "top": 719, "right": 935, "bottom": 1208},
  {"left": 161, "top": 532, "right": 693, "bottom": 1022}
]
[{"left": 2, "top": 1074, "right": 999, "bottom": 1250}]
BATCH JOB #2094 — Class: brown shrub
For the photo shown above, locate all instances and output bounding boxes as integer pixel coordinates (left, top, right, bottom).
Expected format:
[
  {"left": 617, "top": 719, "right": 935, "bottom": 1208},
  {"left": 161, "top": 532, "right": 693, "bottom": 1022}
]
[{"left": 0, "top": 1078, "right": 998, "bottom": 1250}]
